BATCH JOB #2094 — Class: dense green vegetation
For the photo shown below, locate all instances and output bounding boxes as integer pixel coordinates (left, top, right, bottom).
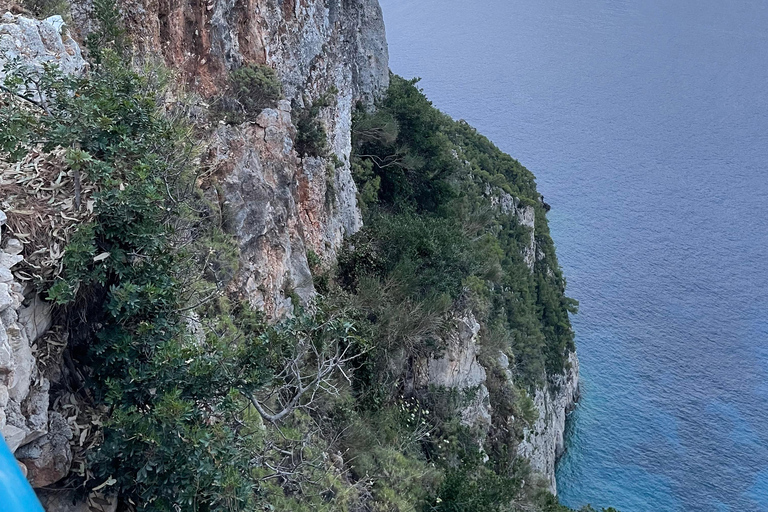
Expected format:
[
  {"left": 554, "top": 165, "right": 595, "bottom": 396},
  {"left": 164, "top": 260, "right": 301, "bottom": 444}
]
[
  {"left": 214, "top": 63, "right": 282, "bottom": 123},
  {"left": 348, "top": 75, "right": 577, "bottom": 388},
  {"left": 0, "top": 11, "right": 611, "bottom": 511}
]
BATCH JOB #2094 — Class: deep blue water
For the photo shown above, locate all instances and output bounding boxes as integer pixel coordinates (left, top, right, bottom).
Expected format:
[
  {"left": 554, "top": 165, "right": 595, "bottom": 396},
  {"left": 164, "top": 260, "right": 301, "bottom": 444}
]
[{"left": 378, "top": 1, "right": 768, "bottom": 510}]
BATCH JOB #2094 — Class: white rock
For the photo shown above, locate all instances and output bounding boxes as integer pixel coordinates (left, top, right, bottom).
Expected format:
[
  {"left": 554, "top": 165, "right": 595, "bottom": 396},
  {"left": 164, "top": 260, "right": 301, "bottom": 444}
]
[
  {"left": 419, "top": 312, "right": 492, "bottom": 429},
  {"left": 8, "top": 329, "right": 33, "bottom": 402},
  {"left": 0, "top": 267, "right": 12, "bottom": 284},
  {"left": 0, "top": 324, "right": 12, "bottom": 373},
  {"left": 0, "top": 385, "right": 8, "bottom": 408},
  {"left": 19, "top": 296, "right": 52, "bottom": 344},
  {"left": 0, "top": 252, "right": 22, "bottom": 269},
  {"left": 3, "top": 239, "right": 22, "bottom": 256},
  {"left": 0, "top": 13, "right": 87, "bottom": 100},
  {"left": 0, "top": 283, "right": 12, "bottom": 312},
  {"left": 2, "top": 423, "right": 26, "bottom": 453},
  {"left": 517, "top": 352, "right": 580, "bottom": 494}
]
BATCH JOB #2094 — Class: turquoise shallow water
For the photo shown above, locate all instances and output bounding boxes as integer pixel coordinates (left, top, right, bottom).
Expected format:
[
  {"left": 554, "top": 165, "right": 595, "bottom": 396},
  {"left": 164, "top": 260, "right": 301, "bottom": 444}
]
[{"left": 378, "top": 0, "right": 768, "bottom": 510}]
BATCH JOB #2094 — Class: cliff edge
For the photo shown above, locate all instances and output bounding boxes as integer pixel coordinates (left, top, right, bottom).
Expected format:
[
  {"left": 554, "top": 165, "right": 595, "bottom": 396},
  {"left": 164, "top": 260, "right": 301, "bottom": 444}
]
[{"left": 0, "top": 1, "right": 580, "bottom": 509}]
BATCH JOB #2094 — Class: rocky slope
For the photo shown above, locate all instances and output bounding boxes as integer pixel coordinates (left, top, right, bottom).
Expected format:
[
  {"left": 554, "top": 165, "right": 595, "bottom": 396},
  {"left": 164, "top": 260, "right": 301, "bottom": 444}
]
[
  {"left": 0, "top": 0, "right": 580, "bottom": 506},
  {"left": 519, "top": 353, "right": 580, "bottom": 493},
  {"left": 0, "top": 13, "right": 83, "bottom": 492},
  {"left": 109, "top": 0, "right": 390, "bottom": 316}
]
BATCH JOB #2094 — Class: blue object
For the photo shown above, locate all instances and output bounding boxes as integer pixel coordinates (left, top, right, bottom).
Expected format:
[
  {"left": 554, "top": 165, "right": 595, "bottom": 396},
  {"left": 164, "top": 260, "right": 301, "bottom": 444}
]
[{"left": 0, "top": 435, "right": 44, "bottom": 512}]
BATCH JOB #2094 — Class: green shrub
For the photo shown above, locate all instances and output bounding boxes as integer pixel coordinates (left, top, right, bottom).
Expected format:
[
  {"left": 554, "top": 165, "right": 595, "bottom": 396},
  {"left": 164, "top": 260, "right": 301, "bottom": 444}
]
[
  {"left": 294, "top": 88, "right": 336, "bottom": 157},
  {"left": 228, "top": 63, "right": 282, "bottom": 119},
  {"left": 21, "top": 0, "right": 71, "bottom": 19},
  {"left": 0, "top": 42, "right": 368, "bottom": 511}
]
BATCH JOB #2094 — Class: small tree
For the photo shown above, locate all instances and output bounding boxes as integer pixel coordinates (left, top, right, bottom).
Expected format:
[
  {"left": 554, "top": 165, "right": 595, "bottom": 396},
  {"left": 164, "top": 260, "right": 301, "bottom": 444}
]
[{"left": 229, "top": 63, "right": 282, "bottom": 117}]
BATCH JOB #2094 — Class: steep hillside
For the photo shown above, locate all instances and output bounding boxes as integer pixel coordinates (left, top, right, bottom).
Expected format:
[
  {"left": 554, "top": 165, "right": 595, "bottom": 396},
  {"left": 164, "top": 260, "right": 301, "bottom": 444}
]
[{"left": 0, "top": 2, "right": 608, "bottom": 511}]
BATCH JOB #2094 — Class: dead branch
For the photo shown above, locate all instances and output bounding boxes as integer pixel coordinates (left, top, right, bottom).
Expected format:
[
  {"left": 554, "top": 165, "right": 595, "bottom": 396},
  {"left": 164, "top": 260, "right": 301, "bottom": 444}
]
[{"left": 240, "top": 329, "right": 363, "bottom": 424}]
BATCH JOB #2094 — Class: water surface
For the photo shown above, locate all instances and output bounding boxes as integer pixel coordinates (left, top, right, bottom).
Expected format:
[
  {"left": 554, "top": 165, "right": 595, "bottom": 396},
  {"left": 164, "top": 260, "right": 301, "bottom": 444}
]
[{"left": 379, "top": 1, "right": 768, "bottom": 510}]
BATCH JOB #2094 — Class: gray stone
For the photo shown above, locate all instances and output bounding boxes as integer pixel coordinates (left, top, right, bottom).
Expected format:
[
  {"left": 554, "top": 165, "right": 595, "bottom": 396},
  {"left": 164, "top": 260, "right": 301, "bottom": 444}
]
[
  {"left": 0, "top": 14, "right": 87, "bottom": 100},
  {"left": 3, "top": 239, "right": 22, "bottom": 256},
  {"left": 16, "top": 412, "right": 73, "bottom": 487},
  {"left": 0, "top": 252, "right": 22, "bottom": 269},
  {"left": 2, "top": 423, "right": 25, "bottom": 452},
  {"left": 0, "top": 325, "right": 12, "bottom": 374},
  {"left": 8, "top": 328, "right": 33, "bottom": 402},
  {"left": 0, "top": 283, "right": 12, "bottom": 312},
  {"left": 21, "top": 378, "right": 49, "bottom": 443},
  {"left": 417, "top": 312, "right": 492, "bottom": 429},
  {"left": 277, "top": 99, "right": 292, "bottom": 112},
  {"left": 0, "top": 267, "right": 13, "bottom": 284},
  {"left": 517, "top": 352, "right": 580, "bottom": 494},
  {"left": 18, "top": 296, "right": 52, "bottom": 344}
]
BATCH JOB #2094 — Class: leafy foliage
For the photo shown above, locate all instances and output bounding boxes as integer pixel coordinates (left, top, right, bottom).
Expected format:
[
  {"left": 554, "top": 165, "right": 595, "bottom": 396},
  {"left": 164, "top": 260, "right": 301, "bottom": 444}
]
[
  {"left": 294, "top": 88, "right": 337, "bottom": 158},
  {"left": 349, "top": 74, "right": 576, "bottom": 388},
  {"left": 214, "top": 63, "right": 283, "bottom": 123},
  {"left": 339, "top": 74, "right": 582, "bottom": 510},
  {"left": 230, "top": 64, "right": 282, "bottom": 113}
]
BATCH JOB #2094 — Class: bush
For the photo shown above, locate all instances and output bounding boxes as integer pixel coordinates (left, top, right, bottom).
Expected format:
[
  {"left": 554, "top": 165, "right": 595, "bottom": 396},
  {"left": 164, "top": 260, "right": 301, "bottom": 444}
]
[
  {"left": 21, "top": 0, "right": 71, "bottom": 19},
  {"left": 294, "top": 88, "right": 336, "bottom": 157},
  {"left": 228, "top": 63, "right": 282, "bottom": 118}
]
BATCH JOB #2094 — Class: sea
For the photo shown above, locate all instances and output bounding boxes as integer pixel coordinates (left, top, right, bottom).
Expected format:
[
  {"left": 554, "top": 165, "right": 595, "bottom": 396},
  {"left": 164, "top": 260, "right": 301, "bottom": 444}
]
[{"left": 378, "top": 1, "right": 768, "bottom": 510}]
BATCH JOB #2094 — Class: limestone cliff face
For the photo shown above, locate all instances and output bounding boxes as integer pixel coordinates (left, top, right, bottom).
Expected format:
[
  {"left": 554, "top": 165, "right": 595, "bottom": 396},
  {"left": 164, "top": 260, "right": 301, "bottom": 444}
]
[
  {"left": 0, "top": 207, "right": 70, "bottom": 487},
  {"left": 518, "top": 352, "right": 580, "bottom": 493},
  {"left": 0, "top": 14, "right": 83, "bottom": 489},
  {"left": 416, "top": 185, "right": 579, "bottom": 492},
  {"left": 416, "top": 307, "right": 580, "bottom": 492},
  {"left": 93, "top": 0, "right": 390, "bottom": 316},
  {"left": 413, "top": 311, "right": 492, "bottom": 429},
  {"left": 0, "top": 12, "right": 86, "bottom": 87}
]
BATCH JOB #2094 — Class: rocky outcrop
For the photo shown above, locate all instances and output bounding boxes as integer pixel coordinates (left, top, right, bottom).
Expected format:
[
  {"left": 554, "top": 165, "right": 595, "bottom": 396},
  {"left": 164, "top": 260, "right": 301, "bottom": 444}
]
[
  {"left": 0, "top": 213, "right": 50, "bottom": 452},
  {"left": 414, "top": 311, "right": 492, "bottom": 429},
  {"left": 517, "top": 352, "right": 580, "bottom": 493},
  {"left": 483, "top": 184, "right": 580, "bottom": 491},
  {"left": 16, "top": 411, "right": 73, "bottom": 488},
  {"left": 99, "top": 0, "right": 389, "bottom": 316},
  {"left": 0, "top": 206, "right": 73, "bottom": 489},
  {"left": 0, "top": 12, "right": 87, "bottom": 100},
  {"left": 486, "top": 184, "right": 539, "bottom": 270},
  {"left": 412, "top": 308, "right": 580, "bottom": 494},
  {"left": 110, "top": 0, "right": 389, "bottom": 103},
  {"left": 0, "top": 13, "right": 85, "bottom": 487},
  {"left": 211, "top": 101, "right": 315, "bottom": 316}
]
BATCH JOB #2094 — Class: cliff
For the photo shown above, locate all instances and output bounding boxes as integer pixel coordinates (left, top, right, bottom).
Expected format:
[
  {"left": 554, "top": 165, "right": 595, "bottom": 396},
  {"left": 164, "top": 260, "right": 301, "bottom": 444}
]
[
  {"left": 104, "top": 0, "right": 390, "bottom": 317},
  {"left": 519, "top": 353, "right": 580, "bottom": 493},
  {"left": 0, "top": 2, "right": 580, "bottom": 510}
]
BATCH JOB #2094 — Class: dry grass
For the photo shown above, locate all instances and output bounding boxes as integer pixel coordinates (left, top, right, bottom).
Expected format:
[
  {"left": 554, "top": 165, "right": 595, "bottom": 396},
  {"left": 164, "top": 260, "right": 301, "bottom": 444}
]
[{"left": 0, "top": 147, "right": 97, "bottom": 285}]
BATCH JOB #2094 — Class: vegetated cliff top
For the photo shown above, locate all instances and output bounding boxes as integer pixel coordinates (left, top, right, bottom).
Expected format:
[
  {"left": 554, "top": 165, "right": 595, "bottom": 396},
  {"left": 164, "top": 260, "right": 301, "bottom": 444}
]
[{"left": 0, "top": 1, "right": 614, "bottom": 510}]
